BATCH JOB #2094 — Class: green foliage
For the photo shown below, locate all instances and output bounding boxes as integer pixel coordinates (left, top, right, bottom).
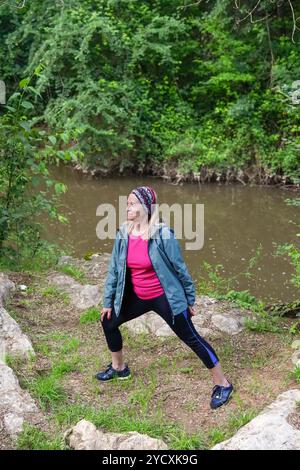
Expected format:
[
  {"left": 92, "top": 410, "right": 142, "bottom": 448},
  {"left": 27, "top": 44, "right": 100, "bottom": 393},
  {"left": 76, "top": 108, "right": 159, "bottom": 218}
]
[
  {"left": 17, "top": 423, "right": 65, "bottom": 450},
  {"left": 53, "top": 401, "right": 206, "bottom": 450},
  {"left": 57, "top": 264, "right": 88, "bottom": 283},
  {"left": 219, "top": 289, "right": 263, "bottom": 311},
  {"left": 274, "top": 242, "right": 300, "bottom": 289},
  {"left": 60, "top": 337, "right": 80, "bottom": 354},
  {"left": 289, "top": 365, "right": 300, "bottom": 384},
  {"left": 41, "top": 286, "right": 70, "bottom": 304},
  {"left": 26, "top": 373, "right": 68, "bottom": 410},
  {"left": 208, "top": 428, "right": 228, "bottom": 447},
  {"left": 24, "top": 333, "right": 81, "bottom": 410},
  {"left": 244, "top": 310, "right": 283, "bottom": 333},
  {"left": 79, "top": 306, "right": 100, "bottom": 324},
  {"left": 197, "top": 244, "right": 264, "bottom": 311},
  {"left": 274, "top": 196, "right": 300, "bottom": 290},
  {"left": 227, "top": 408, "right": 258, "bottom": 432},
  {"left": 0, "top": 0, "right": 299, "bottom": 178},
  {"left": 285, "top": 198, "right": 300, "bottom": 207},
  {"left": 196, "top": 245, "right": 286, "bottom": 333},
  {"left": 289, "top": 321, "right": 300, "bottom": 335},
  {"left": 0, "top": 70, "right": 82, "bottom": 269}
]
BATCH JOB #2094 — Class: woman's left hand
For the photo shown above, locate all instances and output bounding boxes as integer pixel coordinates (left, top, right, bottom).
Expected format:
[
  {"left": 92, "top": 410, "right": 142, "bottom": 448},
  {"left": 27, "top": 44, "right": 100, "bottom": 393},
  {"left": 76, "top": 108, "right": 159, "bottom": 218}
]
[{"left": 188, "top": 304, "right": 196, "bottom": 317}]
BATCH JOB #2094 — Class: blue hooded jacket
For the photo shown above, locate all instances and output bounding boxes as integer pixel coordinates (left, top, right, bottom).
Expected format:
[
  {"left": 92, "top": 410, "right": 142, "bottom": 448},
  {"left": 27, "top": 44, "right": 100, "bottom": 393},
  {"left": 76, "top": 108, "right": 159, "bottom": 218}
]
[{"left": 102, "top": 221, "right": 196, "bottom": 325}]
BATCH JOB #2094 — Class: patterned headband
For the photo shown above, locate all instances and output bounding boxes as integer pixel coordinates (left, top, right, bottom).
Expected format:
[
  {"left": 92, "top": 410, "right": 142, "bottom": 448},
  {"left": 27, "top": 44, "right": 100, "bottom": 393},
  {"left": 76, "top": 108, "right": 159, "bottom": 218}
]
[{"left": 131, "top": 186, "right": 157, "bottom": 216}]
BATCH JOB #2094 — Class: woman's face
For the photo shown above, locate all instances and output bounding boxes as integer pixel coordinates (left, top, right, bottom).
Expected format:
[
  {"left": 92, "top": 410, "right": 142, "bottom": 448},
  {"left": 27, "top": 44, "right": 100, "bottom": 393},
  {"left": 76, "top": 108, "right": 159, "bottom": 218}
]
[{"left": 126, "top": 193, "right": 146, "bottom": 222}]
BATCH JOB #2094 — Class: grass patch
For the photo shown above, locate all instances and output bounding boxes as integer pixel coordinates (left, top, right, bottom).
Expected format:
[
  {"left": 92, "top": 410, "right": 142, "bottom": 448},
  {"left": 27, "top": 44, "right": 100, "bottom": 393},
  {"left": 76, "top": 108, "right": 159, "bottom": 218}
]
[
  {"left": 0, "top": 242, "right": 68, "bottom": 274},
  {"left": 17, "top": 423, "right": 65, "bottom": 450},
  {"left": 178, "top": 366, "right": 194, "bottom": 374},
  {"left": 4, "top": 352, "right": 29, "bottom": 369},
  {"left": 34, "top": 333, "right": 80, "bottom": 359},
  {"left": 57, "top": 264, "right": 87, "bottom": 283},
  {"left": 206, "top": 407, "right": 259, "bottom": 448},
  {"left": 41, "top": 286, "right": 70, "bottom": 304},
  {"left": 60, "top": 337, "right": 80, "bottom": 354},
  {"left": 289, "top": 364, "right": 300, "bottom": 384},
  {"left": 79, "top": 307, "right": 100, "bottom": 324},
  {"left": 207, "top": 428, "right": 228, "bottom": 446},
  {"left": 26, "top": 373, "right": 68, "bottom": 411},
  {"left": 22, "top": 335, "right": 82, "bottom": 411},
  {"left": 52, "top": 356, "right": 81, "bottom": 377},
  {"left": 244, "top": 311, "right": 283, "bottom": 333},
  {"left": 227, "top": 408, "right": 258, "bottom": 432},
  {"left": 53, "top": 402, "right": 206, "bottom": 450},
  {"left": 128, "top": 374, "right": 157, "bottom": 413}
]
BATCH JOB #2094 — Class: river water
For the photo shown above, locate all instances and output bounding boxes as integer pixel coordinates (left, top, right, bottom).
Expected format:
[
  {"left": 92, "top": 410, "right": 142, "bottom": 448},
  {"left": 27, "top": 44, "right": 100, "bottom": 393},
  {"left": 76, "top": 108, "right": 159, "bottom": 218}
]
[{"left": 44, "top": 164, "right": 300, "bottom": 304}]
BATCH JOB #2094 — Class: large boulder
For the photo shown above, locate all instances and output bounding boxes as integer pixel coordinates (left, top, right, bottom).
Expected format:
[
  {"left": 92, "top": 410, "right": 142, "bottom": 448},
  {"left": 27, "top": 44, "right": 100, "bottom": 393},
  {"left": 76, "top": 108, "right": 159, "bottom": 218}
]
[
  {"left": 57, "top": 254, "right": 110, "bottom": 284},
  {"left": 47, "top": 273, "right": 101, "bottom": 310},
  {"left": 212, "top": 389, "right": 300, "bottom": 450},
  {"left": 0, "top": 307, "right": 35, "bottom": 359},
  {"left": 65, "top": 419, "right": 168, "bottom": 450},
  {"left": 291, "top": 350, "right": 300, "bottom": 367},
  {"left": 0, "top": 360, "right": 41, "bottom": 438},
  {"left": 0, "top": 273, "right": 15, "bottom": 306},
  {"left": 0, "top": 273, "right": 34, "bottom": 359}
]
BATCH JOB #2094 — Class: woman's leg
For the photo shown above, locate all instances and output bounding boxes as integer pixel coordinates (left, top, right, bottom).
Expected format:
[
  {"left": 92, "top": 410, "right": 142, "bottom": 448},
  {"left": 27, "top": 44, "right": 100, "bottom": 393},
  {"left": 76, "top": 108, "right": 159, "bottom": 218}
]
[
  {"left": 101, "top": 288, "right": 150, "bottom": 370},
  {"left": 209, "top": 363, "right": 230, "bottom": 387},
  {"left": 151, "top": 294, "right": 229, "bottom": 383}
]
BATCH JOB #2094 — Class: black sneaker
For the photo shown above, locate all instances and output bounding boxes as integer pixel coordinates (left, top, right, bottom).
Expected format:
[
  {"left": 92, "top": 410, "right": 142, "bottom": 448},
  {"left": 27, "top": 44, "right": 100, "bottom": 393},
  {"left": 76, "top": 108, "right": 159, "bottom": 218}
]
[
  {"left": 210, "top": 383, "right": 234, "bottom": 409},
  {"left": 95, "top": 362, "right": 131, "bottom": 381}
]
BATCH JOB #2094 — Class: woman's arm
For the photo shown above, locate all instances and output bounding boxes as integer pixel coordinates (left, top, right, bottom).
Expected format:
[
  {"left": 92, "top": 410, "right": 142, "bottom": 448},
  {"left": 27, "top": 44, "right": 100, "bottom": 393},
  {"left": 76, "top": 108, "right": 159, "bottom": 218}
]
[
  {"left": 160, "top": 227, "right": 196, "bottom": 306},
  {"left": 102, "top": 231, "right": 120, "bottom": 309}
]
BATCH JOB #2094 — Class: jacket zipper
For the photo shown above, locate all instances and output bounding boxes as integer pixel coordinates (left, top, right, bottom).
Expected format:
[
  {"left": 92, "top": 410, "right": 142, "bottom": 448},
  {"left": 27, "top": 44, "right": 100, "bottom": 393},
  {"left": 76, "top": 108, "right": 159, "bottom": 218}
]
[
  {"left": 148, "top": 231, "right": 175, "bottom": 326},
  {"left": 118, "top": 231, "right": 128, "bottom": 318}
]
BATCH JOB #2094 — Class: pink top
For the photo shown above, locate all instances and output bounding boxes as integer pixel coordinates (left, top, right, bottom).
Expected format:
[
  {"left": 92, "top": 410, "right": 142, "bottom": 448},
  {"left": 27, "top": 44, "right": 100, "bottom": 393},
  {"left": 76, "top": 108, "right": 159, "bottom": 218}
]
[{"left": 126, "top": 233, "right": 165, "bottom": 299}]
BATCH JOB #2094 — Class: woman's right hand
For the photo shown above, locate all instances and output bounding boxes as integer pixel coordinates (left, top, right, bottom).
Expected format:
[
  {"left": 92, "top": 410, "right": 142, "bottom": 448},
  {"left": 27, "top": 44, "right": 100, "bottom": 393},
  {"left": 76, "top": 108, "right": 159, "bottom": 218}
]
[{"left": 101, "top": 307, "right": 112, "bottom": 322}]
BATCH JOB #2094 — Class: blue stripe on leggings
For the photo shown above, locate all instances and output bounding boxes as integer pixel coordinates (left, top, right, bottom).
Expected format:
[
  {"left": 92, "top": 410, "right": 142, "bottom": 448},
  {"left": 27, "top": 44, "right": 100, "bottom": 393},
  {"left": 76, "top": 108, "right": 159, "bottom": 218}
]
[{"left": 183, "top": 308, "right": 219, "bottom": 366}]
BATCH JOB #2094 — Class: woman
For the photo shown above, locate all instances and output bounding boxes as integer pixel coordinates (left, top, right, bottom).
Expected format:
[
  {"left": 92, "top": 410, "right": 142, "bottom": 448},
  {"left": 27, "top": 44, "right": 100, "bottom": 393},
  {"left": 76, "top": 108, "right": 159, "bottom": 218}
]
[{"left": 97, "top": 186, "right": 233, "bottom": 409}]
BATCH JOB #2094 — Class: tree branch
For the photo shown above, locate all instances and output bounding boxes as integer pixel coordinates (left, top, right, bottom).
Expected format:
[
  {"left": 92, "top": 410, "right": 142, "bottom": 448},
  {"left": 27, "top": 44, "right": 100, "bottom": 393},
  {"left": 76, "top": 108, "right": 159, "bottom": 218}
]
[{"left": 287, "top": 0, "right": 299, "bottom": 43}]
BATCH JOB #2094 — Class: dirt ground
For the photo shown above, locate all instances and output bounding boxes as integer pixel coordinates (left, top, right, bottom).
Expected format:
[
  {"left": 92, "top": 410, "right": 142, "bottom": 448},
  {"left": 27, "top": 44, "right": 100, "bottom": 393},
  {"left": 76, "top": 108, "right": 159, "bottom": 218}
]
[{"left": 2, "top": 270, "right": 300, "bottom": 449}]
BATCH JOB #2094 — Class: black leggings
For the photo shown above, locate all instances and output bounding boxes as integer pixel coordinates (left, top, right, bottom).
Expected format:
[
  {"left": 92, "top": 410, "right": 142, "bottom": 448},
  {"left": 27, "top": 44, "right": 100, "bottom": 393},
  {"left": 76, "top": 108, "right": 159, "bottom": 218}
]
[{"left": 101, "top": 277, "right": 219, "bottom": 370}]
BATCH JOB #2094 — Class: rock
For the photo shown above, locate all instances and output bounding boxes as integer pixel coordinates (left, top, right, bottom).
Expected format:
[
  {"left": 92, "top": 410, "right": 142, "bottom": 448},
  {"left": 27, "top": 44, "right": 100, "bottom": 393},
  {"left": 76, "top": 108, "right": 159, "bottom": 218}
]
[
  {"left": 0, "top": 360, "right": 40, "bottom": 438},
  {"left": 0, "top": 307, "right": 35, "bottom": 359},
  {"left": 4, "top": 413, "right": 25, "bottom": 437},
  {"left": 57, "top": 256, "right": 75, "bottom": 265},
  {"left": 0, "top": 273, "right": 34, "bottom": 359},
  {"left": 199, "top": 295, "right": 218, "bottom": 306},
  {"left": 125, "top": 312, "right": 170, "bottom": 336},
  {"left": 57, "top": 254, "right": 110, "bottom": 283},
  {"left": 65, "top": 419, "right": 168, "bottom": 450},
  {"left": 18, "top": 285, "right": 27, "bottom": 291},
  {"left": 211, "top": 313, "right": 245, "bottom": 335},
  {"left": 291, "top": 340, "right": 300, "bottom": 350},
  {"left": 47, "top": 273, "right": 101, "bottom": 310},
  {"left": 0, "top": 273, "right": 15, "bottom": 307},
  {"left": 124, "top": 296, "right": 249, "bottom": 338},
  {"left": 124, "top": 310, "right": 221, "bottom": 339},
  {"left": 291, "top": 350, "right": 300, "bottom": 366},
  {"left": 212, "top": 389, "right": 300, "bottom": 450}
]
